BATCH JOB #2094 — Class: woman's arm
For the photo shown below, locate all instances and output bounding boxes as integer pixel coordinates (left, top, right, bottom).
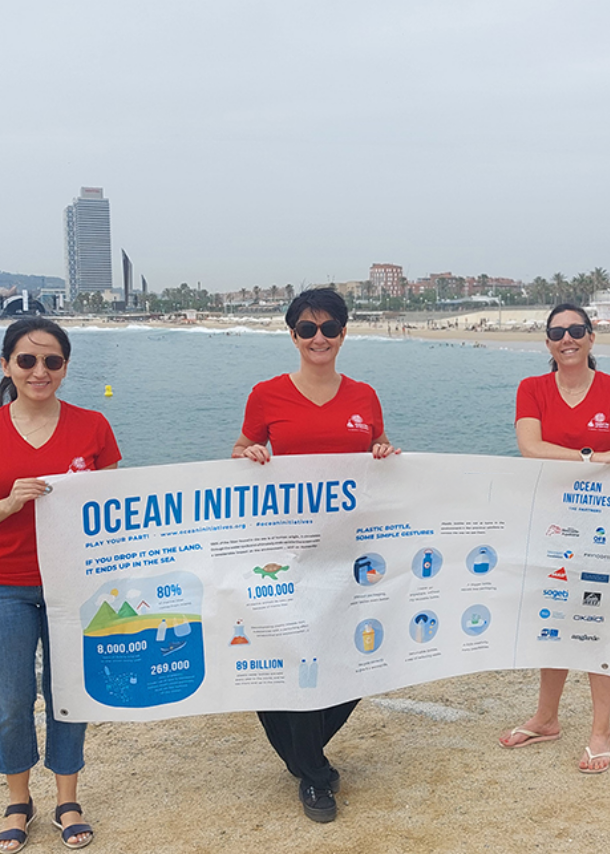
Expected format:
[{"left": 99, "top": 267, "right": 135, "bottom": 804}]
[
  {"left": 516, "top": 418, "right": 610, "bottom": 462},
  {"left": 0, "top": 462, "right": 119, "bottom": 523},
  {"left": 371, "top": 431, "right": 401, "bottom": 459},
  {"left": 232, "top": 432, "right": 271, "bottom": 464},
  {"left": 0, "top": 478, "right": 48, "bottom": 522}
]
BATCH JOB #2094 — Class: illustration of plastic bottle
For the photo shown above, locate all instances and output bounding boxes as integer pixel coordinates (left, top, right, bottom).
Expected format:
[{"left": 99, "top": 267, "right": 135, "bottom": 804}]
[
  {"left": 309, "top": 657, "right": 318, "bottom": 688},
  {"left": 156, "top": 619, "right": 168, "bottom": 642},
  {"left": 473, "top": 547, "right": 490, "bottom": 574},
  {"left": 422, "top": 549, "right": 433, "bottom": 578},
  {"left": 174, "top": 616, "right": 191, "bottom": 637},
  {"left": 230, "top": 620, "right": 250, "bottom": 645},
  {"left": 362, "top": 623, "right": 375, "bottom": 652},
  {"left": 414, "top": 613, "right": 429, "bottom": 643},
  {"left": 299, "top": 659, "right": 309, "bottom": 688},
  {"left": 355, "top": 556, "right": 372, "bottom": 584}
]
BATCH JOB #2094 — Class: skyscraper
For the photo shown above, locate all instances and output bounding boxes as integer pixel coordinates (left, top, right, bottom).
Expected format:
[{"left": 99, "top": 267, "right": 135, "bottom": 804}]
[{"left": 64, "top": 187, "right": 113, "bottom": 301}]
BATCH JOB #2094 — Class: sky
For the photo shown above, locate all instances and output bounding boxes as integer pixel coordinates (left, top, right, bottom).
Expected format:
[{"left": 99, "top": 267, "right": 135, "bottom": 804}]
[{"left": 2, "top": 0, "right": 610, "bottom": 293}]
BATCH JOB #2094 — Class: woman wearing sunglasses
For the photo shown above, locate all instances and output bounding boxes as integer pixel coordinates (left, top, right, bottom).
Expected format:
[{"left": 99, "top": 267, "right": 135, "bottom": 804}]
[
  {"left": 232, "top": 288, "right": 399, "bottom": 822},
  {"left": 0, "top": 317, "right": 121, "bottom": 851},
  {"left": 499, "top": 303, "right": 610, "bottom": 773}
]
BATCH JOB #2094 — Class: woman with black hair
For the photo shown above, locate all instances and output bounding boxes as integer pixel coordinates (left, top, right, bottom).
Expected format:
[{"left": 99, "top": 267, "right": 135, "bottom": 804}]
[
  {"left": 0, "top": 317, "right": 121, "bottom": 851},
  {"left": 232, "top": 288, "right": 399, "bottom": 822},
  {"left": 499, "top": 303, "right": 610, "bottom": 773}
]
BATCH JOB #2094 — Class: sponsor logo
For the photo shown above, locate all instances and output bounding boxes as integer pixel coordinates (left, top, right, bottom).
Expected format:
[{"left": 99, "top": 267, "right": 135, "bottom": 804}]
[
  {"left": 543, "top": 589, "right": 569, "bottom": 601},
  {"left": 584, "top": 552, "right": 610, "bottom": 561},
  {"left": 587, "top": 412, "right": 610, "bottom": 431},
  {"left": 539, "top": 608, "right": 564, "bottom": 619},
  {"left": 581, "top": 572, "right": 610, "bottom": 584},
  {"left": 547, "top": 550, "right": 574, "bottom": 560},
  {"left": 538, "top": 627, "right": 560, "bottom": 641},
  {"left": 594, "top": 527, "right": 606, "bottom": 545},
  {"left": 571, "top": 633, "right": 600, "bottom": 642},
  {"left": 546, "top": 525, "right": 579, "bottom": 538},
  {"left": 548, "top": 567, "right": 568, "bottom": 581},
  {"left": 346, "top": 414, "right": 370, "bottom": 433},
  {"left": 583, "top": 591, "right": 602, "bottom": 606},
  {"left": 573, "top": 614, "right": 604, "bottom": 622}
]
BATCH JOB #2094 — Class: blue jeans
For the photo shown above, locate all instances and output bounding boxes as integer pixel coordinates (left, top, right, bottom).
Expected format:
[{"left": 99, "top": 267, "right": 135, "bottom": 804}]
[{"left": 0, "top": 585, "right": 86, "bottom": 776}]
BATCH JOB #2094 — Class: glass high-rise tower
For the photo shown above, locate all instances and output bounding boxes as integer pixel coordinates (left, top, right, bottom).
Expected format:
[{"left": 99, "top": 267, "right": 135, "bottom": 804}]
[{"left": 64, "top": 187, "right": 112, "bottom": 301}]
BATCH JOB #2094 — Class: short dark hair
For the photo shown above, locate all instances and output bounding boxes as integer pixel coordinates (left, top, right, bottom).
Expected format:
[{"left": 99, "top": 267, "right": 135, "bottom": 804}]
[
  {"left": 285, "top": 287, "right": 348, "bottom": 330},
  {"left": 546, "top": 303, "right": 596, "bottom": 372},
  {"left": 1, "top": 317, "right": 71, "bottom": 404}
]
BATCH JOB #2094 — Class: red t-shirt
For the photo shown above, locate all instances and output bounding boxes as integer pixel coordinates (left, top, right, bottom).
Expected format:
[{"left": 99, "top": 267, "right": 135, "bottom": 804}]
[
  {"left": 516, "top": 371, "right": 610, "bottom": 451},
  {"left": 241, "top": 373, "right": 384, "bottom": 456},
  {"left": 0, "top": 401, "right": 122, "bottom": 586}
]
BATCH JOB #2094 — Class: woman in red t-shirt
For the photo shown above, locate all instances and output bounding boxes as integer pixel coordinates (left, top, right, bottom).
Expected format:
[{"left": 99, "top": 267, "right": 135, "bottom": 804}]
[
  {"left": 0, "top": 317, "right": 121, "bottom": 851},
  {"left": 499, "top": 304, "right": 610, "bottom": 773},
  {"left": 232, "top": 288, "right": 399, "bottom": 823}
]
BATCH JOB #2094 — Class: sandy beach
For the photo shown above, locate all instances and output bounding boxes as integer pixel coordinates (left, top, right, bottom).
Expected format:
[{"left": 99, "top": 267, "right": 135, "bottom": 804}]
[
  {"left": 26, "top": 307, "right": 608, "bottom": 349},
  {"left": 11, "top": 668, "right": 610, "bottom": 854}
]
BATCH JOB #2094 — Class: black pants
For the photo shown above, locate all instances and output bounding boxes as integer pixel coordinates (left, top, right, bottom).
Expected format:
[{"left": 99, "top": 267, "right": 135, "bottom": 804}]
[{"left": 257, "top": 700, "right": 359, "bottom": 789}]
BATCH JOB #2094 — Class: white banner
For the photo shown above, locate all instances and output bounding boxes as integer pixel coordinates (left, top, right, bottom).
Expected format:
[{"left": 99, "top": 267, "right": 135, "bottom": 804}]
[{"left": 36, "top": 453, "right": 610, "bottom": 722}]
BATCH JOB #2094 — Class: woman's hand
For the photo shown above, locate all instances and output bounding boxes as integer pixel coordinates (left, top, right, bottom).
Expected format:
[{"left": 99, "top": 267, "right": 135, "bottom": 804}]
[
  {"left": 592, "top": 450, "right": 610, "bottom": 464},
  {"left": 0, "top": 477, "right": 49, "bottom": 522},
  {"left": 371, "top": 441, "right": 401, "bottom": 459},
  {"left": 232, "top": 438, "right": 271, "bottom": 464}
]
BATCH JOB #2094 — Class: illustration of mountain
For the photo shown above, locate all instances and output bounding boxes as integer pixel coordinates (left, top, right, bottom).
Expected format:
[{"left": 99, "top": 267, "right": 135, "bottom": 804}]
[
  {"left": 117, "top": 601, "right": 138, "bottom": 619},
  {"left": 85, "top": 601, "right": 120, "bottom": 633}
]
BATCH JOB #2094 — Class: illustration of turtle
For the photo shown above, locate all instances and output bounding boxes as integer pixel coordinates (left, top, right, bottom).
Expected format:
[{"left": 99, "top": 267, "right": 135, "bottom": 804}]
[{"left": 253, "top": 562, "right": 289, "bottom": 580}]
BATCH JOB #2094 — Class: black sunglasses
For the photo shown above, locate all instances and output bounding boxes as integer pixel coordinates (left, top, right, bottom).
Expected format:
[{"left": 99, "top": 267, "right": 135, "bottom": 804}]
[
  {"left": 15, "top": 353, "right": 66, "bottom": 371},
  {"left": 294, "top": 320, "right": 344, "bottom": 339},
  {"left": 546, "top": 324, "right": 589, "bottom": 342}
]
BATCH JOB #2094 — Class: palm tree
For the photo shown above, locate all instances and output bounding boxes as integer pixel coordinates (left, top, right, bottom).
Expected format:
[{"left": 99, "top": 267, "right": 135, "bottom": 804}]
[
  {"left": 590, "top": 267, "right": 610, "bottom": 299},
  {"left": 529, "top": 276, "right": 550, "bottom": 305},
  {"left": 285, "top": 283, "right": 294, "bottom": 301},
  {"left": 551, "top": 272, "right": 568, "bottom": 303},
  {"left": 571, "top": 272, "right": 593, "bottom": 305}
]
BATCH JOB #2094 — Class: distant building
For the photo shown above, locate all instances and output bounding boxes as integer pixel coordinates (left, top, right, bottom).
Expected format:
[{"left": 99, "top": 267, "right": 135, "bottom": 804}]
[
  {"left": 122, "top": 249, "right": 133, "bottom": 307},
  {"left": 369, "top": 263, "right": 404, "bottom": 297},
  {"left": 64, "top": 187, "right": 113, "bottom": 301}
]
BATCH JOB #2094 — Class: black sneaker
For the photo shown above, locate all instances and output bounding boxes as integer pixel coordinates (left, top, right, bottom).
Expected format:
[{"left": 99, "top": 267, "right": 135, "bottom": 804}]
[
  {"left": 299, "top": 783, "right": 337, "bottom": 823},
  {"left": 287, "top": 764, "right": 340, "bottom": 793},
  {"left": 328, "top": 766, "right": 340, "bottom": 794}
]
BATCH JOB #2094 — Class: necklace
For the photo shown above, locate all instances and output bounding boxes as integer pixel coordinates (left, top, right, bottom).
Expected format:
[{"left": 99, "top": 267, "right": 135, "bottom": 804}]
[
  {"left": 11, "top": 405, "right": 60, "bottom": 440},
  {"left": 556, "top": 377, "right": 593, "bottom": 395}
]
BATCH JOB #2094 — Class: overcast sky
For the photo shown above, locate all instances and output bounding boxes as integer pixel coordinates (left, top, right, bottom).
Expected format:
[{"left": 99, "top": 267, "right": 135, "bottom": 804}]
[{"left": 2, "top": 0, "right": 609, "bottom": 292}]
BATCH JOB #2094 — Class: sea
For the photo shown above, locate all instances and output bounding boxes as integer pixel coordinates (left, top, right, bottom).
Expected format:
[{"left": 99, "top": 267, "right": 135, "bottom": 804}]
[{"left": 55, "top": 325, "right": 610, "bottom": 468}]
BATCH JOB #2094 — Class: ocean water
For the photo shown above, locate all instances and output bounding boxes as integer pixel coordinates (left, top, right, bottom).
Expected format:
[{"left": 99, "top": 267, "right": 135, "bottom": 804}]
[{"left": 57, "top": 326, "right": 594, "bottom": 468}]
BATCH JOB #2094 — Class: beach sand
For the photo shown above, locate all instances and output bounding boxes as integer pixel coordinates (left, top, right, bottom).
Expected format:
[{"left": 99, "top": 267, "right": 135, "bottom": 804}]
[
  {"left": 33, "top": 307, "right": 610, "bottom": 348},
  {"left": 12, "top": 669, "right": 610, "bottom": 853}
]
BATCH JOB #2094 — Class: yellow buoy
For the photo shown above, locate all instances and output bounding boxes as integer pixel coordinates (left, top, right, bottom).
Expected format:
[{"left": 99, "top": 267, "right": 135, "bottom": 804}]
[{"left": 104, "top": 385, "right": 113, "bottom": 397}]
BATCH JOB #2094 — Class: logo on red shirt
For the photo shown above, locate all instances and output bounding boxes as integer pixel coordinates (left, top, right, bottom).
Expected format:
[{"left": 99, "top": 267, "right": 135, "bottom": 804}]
[
  {"left": 67, "top": 456, "right": 91, "bottom": 473},
  {"left": 347, "top": 414, "right": 370, "bottom": 433},
  {"left": 587, "top": 412, "right": 610, "bottom": 431}
]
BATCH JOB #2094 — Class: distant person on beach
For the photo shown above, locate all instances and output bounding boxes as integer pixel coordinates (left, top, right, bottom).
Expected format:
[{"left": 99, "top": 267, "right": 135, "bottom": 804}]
[
  {"left": 0, "top": 318, "right": 121, "bottom": 851},
  {"left": 499, "top": 303, "right": 610, "bottom": 773},
  {"left": 232, "top": 287, "right": 400, "bottom": 822}
]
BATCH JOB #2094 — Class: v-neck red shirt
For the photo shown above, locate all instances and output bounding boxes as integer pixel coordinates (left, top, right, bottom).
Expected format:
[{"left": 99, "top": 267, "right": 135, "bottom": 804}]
[
  {"left": 241, "top": 373, "right": 384, "bottom": 456},
  {"left": 516, "top": 371, "right": 610, "bottom": 451},
  {"left": 0, "top": 401, "right": 121, "bottom": 585}
]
